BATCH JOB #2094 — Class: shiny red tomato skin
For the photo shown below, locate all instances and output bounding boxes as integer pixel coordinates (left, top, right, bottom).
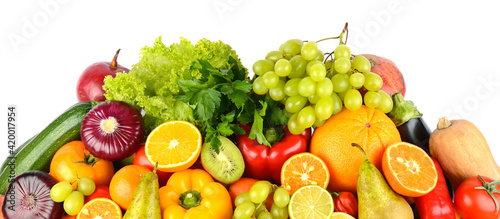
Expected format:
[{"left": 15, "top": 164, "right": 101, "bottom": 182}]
[
  {"left": 454, "top": 175, "right": 500, "bottom": 219},
  {"left": 84, "top": 185, "right": 111, "bottom": 203},
  {"left": 133, "top": 145, "right": 172, "bottom": 186}
]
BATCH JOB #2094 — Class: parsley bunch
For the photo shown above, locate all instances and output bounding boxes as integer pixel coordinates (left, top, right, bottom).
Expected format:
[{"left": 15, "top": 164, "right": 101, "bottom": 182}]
[{"left": 178, "top": 58, "right": 288, "bottom": 153}]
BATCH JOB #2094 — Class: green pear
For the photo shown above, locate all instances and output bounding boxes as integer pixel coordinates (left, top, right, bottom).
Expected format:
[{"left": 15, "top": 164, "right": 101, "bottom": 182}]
[
  {"left": 352, "top": 143, "right": 413, "bottom": 219},
  {"left": 123, "top": 164, "right": 162, "bottom": 219}
]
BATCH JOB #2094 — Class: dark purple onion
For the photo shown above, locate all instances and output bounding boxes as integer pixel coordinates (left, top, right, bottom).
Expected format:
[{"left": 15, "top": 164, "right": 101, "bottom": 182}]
[
  {"left": 2, "top": 171, "right": 64, "bottom": 219},
  {"left": 81, "top": 101, "right": 144, "bottom": 161}
]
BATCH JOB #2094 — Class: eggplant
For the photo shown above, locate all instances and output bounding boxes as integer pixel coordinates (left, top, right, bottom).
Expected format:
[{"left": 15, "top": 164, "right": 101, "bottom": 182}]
[
  {"left": 397, "top": 116, "right": 432, "bottom": 154},
  {"left": 388, "top": 92, "right": 454, "bottom": 199},
  {"left": 2, "top": 170, "right": 64, "bottom": 219}
]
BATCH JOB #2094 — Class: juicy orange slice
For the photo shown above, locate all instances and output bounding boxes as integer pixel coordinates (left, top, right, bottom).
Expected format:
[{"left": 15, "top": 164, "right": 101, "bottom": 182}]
[
  {"left": 280, "top": 152, "right": 330, "bottom": 195},
  {"left": 382, "top": 142, "right": 438, "bottom": 197},
  {"left": 77, "top": 198, "right": 122, "bottom": 219},
  {"left": 145, "top": 120, "right": 202, "bottom": 172}
]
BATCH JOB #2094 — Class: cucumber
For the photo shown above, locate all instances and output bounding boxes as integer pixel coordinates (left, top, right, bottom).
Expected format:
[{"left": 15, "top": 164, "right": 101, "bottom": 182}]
[{"left": 0, "top": 101, "right": 96, "bottom": 195}]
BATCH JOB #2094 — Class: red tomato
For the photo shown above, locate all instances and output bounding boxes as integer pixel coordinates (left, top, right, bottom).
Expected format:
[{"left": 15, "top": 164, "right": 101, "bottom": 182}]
[
  {"left": 49, "top": 141, "right": 114, "bottom": 188},
  {"left": 228, "top": 178, "right": 259, "bottom": 208},
  {"left": 454, "top": 175, "right": 500, "bottom": 219},
  {"left": 84, "top": 185, "right": 111, "bottom": 203},
  {"left": 133, "top": 145, "right": 172, "bottom": 186}
]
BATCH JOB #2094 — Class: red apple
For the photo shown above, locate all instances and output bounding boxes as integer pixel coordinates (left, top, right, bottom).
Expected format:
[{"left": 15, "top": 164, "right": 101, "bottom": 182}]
[
  {"left": 361, "top": 54, "right": 406, "bottom": 97},
  {"left": 76, "top": 49, "right": 129, "bottom": 102}
]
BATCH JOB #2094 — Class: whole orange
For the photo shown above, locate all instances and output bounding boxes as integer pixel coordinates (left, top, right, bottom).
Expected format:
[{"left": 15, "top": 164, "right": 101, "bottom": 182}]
[
  {"left": 109, "top": 165, "right": 151, "bottom": 210},
  {"left": 310, "top": 106, "right": 401, "bottom": 193}
]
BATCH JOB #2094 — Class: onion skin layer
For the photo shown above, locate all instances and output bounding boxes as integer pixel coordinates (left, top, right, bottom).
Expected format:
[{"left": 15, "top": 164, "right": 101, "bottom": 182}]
[
  {"left": 2, "top": 170, "right": 64, "bottom": 219},
  {"left": 81, "top": 101, "right": 144, "bottom": 161}
]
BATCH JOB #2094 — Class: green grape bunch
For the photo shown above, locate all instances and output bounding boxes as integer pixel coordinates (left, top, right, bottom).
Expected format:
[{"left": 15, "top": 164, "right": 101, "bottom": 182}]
[
  {"left": 251, "top": 23, "right": 394, "bottom": 135},
  {"left": 233, "top": 181, "right": 290, "bottom": 219}
]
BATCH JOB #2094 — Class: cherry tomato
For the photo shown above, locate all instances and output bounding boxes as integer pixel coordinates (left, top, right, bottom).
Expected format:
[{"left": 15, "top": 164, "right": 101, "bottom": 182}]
[
  {"left": 84, "top": 185, "right": 111, "bottom": 203},
  {"left": 454, "top": 175, "right": 500, "bottom": 219},
  {"left": 228, "top": 178, "right": 259, "bottom": 208},
  {"left": 49, "top": 141, "right": 114, "bottom": 189},
  {"left": 133, "top": 145, "right": 172, "bottom": 186}
]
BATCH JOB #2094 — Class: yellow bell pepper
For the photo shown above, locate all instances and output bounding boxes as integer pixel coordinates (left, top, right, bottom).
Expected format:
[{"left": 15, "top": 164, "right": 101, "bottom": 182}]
[{"left": 160, "top": 169, "right": 233, "bottom": 219}]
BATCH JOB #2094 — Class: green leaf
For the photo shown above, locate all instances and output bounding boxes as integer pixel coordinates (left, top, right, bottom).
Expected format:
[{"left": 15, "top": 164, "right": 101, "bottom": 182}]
[
  {"left": 237, "top": 98, "right": 257, "bottom": 126},
  {"left": 228, "top": 90, "right": 248, "bottom": 109},
  {"left": 231, "top": 124, "right": 246, "bottom": 135},
  {"left": 249, "top": 109, "right": 271, "bottom": 146},
  {"left": 233, "top": 80, "right": 252, "bottom": 93},
  {"left": 258, "top": 100, "right": 268, "bottom": 116},
  {"left": 216, "top": 110, "right": 236, "bottom": 136},
  {"left": 221, "top": 110, "right": 236, "bottom": 122},
  {"left": 209, "top": 135, "right": 222, "bottom": 154},
  {"left": 220, "top": 84, "right": 234, "bottom": 94},
  {"left": 192, "top": 88, "right": 221, "bottom": 121},
  {"left": 217, "top": 122, "right": 234, "bottom": 136},
  {"left": 270, "top": 107, "right": 288, "bottom": 125}
]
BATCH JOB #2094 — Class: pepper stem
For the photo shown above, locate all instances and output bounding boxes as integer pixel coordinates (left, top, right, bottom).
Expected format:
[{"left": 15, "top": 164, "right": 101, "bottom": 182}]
[
  {"left": 387, "top": 92, "right": 423, "bottom": 127},
  {"left": 264, "top": 127, "right": 284, "bottom": 146},
  {"left": 330, "top": 191, "right": 341, "bottom": 198},
  {"left": 179, "top": 190, "right": 202, "bottom": 209},
  {"left": 474, "top": 175, "right": 500, "bottom": 214}
]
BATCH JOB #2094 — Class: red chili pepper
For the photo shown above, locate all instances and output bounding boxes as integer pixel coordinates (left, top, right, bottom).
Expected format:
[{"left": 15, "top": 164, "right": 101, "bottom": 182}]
[
  {"left": 236, "top": 123, "right": 310, "bottom": 184},
  {"left": 331, "top": 191, "right": 358, "bottom": 218},
  {"left": 414, "top": 157, "right": 455, "bottom": 219}
]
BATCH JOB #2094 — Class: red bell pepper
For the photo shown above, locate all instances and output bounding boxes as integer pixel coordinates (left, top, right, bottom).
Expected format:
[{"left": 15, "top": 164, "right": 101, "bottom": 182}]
[
  {"left": 331, "top": 191, "right": 358, "bottom": 218},
  {"left": 236, "top": 123, "right": 311, "bottom": 184},
  {"left": 414, "top": 157, "right": 455, "bottom": 219}
]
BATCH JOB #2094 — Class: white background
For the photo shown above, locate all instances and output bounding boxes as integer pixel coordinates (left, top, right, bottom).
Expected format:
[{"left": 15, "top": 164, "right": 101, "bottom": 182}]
[{"left": 1, "top": 1, "right": 499, "bottom": 166}]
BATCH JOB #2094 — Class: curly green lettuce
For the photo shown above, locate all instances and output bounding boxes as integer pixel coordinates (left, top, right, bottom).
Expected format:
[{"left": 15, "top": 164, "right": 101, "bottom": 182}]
[{"left": 103, "top": 36, "right": 246, "bottom": 133}]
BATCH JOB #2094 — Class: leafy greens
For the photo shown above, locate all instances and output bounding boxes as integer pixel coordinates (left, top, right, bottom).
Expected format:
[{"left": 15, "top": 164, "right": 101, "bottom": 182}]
[{"left": 103, "top": 36, "right": 287, "bottom": 153}]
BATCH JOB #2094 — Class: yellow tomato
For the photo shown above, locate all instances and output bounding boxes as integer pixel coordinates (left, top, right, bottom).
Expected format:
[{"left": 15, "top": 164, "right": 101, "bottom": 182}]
[{"left": 159, "top": 169, "right": 232, "bottom": 219}]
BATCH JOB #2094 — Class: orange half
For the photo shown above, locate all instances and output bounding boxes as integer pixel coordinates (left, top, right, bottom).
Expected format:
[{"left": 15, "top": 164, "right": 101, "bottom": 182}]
[
  {"left": 77, "top": 198, "right": 122, "bottom": 219},
  {"left": 145, "top": 120, "right": 202, "bottom": 172},
  {"left": 280, "top": 152, "right": 330, "bottom": 195},
  {"left": 382, "top": 142, "right": 438, "bottom": 197}
]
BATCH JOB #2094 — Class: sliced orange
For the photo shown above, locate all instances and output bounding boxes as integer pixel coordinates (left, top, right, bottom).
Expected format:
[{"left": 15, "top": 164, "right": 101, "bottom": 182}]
[
  {"left": 77, "top": 198, "right": 122, "bottom": 219},
  {"left": 280, "top": 152, "right": 330, "bottom": 195},
  {"left": 145, "top": 120, "right": 202, "bottom": 172},
  {"left": 382, "top": 142, "right": 438, "bottom": 197},
  {"left": 330, "top": 212, "right": 355, "bottom": 219}
]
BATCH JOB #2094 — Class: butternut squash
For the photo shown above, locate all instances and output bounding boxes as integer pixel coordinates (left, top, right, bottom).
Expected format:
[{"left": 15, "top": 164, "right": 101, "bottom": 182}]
[{"left": 429, "top": 116, "right": 500, "bottom": 190}]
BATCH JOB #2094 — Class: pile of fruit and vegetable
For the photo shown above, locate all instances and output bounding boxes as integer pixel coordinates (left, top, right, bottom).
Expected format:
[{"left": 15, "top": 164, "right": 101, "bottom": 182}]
[{"left": 1, "top": 23, "right": 500, "bottom": 219}]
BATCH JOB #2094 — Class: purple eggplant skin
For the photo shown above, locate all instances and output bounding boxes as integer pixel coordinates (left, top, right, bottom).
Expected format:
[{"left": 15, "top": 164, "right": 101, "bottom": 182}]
[
  {"left": 81, "top": 101, "right": 144, "bottom": 161},
  {"left": 2, "top": 170, "right": 64, "bottom": 219},
  {"left": 397, "top": 117, "right": 431, "bottom": 154}
]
